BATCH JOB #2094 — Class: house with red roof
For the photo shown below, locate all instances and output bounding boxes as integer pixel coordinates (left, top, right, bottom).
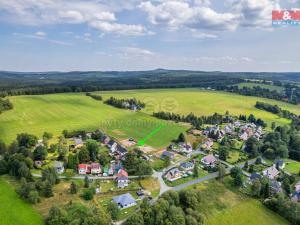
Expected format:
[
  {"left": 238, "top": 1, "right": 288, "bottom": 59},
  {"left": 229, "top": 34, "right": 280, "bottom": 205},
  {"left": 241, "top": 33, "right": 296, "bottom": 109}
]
[
  {"left": 91, "top": 163, "right": 101, "bottom": 174},
  {"left": 116, "top": 169, "right": 129, "bottom": 188},
  {"left": 78, "top": 164, "right": 91, "bottom": 175}
]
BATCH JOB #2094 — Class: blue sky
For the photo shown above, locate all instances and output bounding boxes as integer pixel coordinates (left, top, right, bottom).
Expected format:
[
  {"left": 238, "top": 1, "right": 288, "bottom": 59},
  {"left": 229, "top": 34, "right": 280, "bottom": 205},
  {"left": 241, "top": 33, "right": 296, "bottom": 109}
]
[{"left": 0, "top": 0, "right": 299, "bottom": 72}]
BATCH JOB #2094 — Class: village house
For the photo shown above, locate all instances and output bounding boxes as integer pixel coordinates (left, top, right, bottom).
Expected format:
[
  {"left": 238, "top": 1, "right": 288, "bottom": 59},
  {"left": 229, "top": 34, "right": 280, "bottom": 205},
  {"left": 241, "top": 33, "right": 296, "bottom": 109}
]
[
  {"left": 165, "top": 168, "right": 183, "bottom": 181},
  {"left": 101, "top": 135, "right": 110, "bottom": 145},
  {"left": 273, "top": 159, "right": 285, "bottom": 169},
  {"left": 262, "top": 166, "right": 280, "bottom": 179},
  {"left": 269, "top": 180, "right": 282, "bottom": 194},
  {"left": 161, "top": 151, "right": 175, "bottom": 160},
  {"left": 201, "top": 154, "right": 217, "bottom": 167},
  {"left": 295, "top": 181, "right": 300, "bottom": 192},
  {"left": 113, "top": 193, "right": 136, "bottom": 209},
  {"left": 291, "top": 192, "right": 300, "bottom": 202},
  {"left": 239, "top": 132, "right": 248, "bottom": 141},
  {"left": 78, "top": 164, "right": 91, "bottom": 175},
  {"left": 249, "top": 172, "right": 262, "bottom": 183},
  {"left": 54, "top": 161, "right": 64, "bottom": 174},
  {"left": 34, "top": 160, "right": 43, "bottom": 168},
  {"left": 108, "top": 140, "right": 118, "bottom": 154},
  {"left": 116, "top": 145, "right": 128, "bottom": 157},
  {"left": 73, "top": 137, "right": 83, "bottom": 148},
  {"left": 91, "top": 163, "right": 101, "bottom": 174},
  {"left": 116, "top": 169, "right": 129, "bottom": 188},
  {"left": 180, "top": 162, "right": 194, "bottom": 171},
  {"left": 179, "top": 143, "right": 193, "bottom": 155},
  {"left": 201, "top": 138, "right": 213, "bottom": 150}
]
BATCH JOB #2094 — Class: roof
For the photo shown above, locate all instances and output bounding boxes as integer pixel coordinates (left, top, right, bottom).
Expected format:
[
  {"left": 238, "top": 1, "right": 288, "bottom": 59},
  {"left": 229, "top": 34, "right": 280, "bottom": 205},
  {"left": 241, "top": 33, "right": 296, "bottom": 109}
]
[
  {"left": 270, "top": 180, "right": 282, "bottom": 192},
  {"left": 180, "top": 162, "right": 194, "bottom": 168},
  {"left": 291, "top": 192, "right": 300, "bottom": 201},
  {"left": 167, "top": 167, "right": 181, "bottom": 176},
  {"left": 54, "top": 161, "right": 64, "bottom": 168},
  {"left": 116, "top": 169, "right": 128, "bottom": 177},
  {"left": 274, "top": 159, "right": 284, "bottom": 167},
  {"left": 113, "top": 193, "right": 136, "bottom": 206},
  {"left": 263, "top": 166, "right": 279, "bottom": 178},
  {"left": 78, "top": 164, "right": 89, "bottom": 169},
  {"left": 117, "top": 146, "right": 128, "bottom": 154},
  {"left": 91, "top": 163, "right": 100, "bottom": 169},
  {"left": 202, "top": 154, "right": 217, "bottom": 164},
  {"left": 108, "top": 140, "right": 116, "bottom": 146},
  {"left": 117, "top": 176, "right": 128, "bottom": 182},
  {"left": 250, "top": 173, "right": 261, "bottom": 180},
  {"left": 161, "top": 151, "right": 174, "bottom": 158},
  {"left": 74, "top": 137, "right": 83, "bottom": 146}
]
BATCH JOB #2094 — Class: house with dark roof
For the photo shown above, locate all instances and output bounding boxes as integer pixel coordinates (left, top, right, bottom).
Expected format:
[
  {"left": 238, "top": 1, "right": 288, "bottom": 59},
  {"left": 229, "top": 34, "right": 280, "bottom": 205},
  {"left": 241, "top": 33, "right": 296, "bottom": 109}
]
[
  {"left": 180, "top": 162, "right": 194, "bottom": 171},
  {"left": 269, "top": 180, "right": 282, "bottom": 194},
  {"left": 116, "top": 146, "right": 128, "bottom": 157},
  {"left": 291, "top": 191, "right": 300, "bottom": 202},
  {"left": 54, "top": 161, "right": 64, "bottom": 174},
  {"left": 274, "top": 159, "right": 285, "bottom": 169},
  {"left": 113, "top": 193, "right": 136, "bottom": 209},
  {"left": 249, "top": 173, "right": 262, "bottom": 182},
  {"left": 161, "top": 151, "right": 174, "bottom": 160}
]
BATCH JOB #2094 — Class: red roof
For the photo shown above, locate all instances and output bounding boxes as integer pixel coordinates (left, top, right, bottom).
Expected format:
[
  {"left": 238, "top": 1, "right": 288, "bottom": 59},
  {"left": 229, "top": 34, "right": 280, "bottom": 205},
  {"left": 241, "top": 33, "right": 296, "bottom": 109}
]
[
  {"left": 116, "top": 169, "right": 128, "bottom": 177},
  {"left": 91, "top": 163, "right": 100, "bottom": 169},
  {"left": 78, "top": 164, "right": 88, "bottom": 169}
]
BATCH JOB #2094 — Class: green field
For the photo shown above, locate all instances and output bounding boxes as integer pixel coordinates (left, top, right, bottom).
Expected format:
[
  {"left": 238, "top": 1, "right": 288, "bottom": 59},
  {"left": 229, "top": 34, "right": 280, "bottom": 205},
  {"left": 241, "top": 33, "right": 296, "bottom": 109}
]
[
  {"left": 2, "top": 88, "right": 300, "bottom": 146},
  {"left": 0, "top": 93, "right": 187, "bottom": 147},
  {"left": 0, "top": 177, "right": 43, "bottom": 225},
  {"left": 204, "top": 199, "right": 290, "bottom": 225},
  {"left": 284, "top": 159, "right": 300, "bottom": 174},
  {"left": 236, "top": 82, "right": 285, "bottom": 93}
]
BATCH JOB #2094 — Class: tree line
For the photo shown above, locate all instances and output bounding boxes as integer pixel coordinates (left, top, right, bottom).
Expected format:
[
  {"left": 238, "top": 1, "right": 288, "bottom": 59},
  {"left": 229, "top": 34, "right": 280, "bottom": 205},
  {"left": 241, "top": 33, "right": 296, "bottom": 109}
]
[
  {"left": 86, "top": 92, "right": 103, "bottom": 101},
  {"left": 255, "top": 101, "right": 298, "bottom": 120},
  {"left": 153, "top": 111, "right": 267, "bottom": 129},
  {"left": 104, "top": 97, "right": 145, "bottom": 110}
]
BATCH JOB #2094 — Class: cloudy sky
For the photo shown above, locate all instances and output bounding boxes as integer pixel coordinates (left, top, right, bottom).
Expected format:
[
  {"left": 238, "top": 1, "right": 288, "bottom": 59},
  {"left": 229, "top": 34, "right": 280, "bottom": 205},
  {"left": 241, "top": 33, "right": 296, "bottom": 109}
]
[{"left": 0, "top": 0, "right": 299, "bottom": 72}]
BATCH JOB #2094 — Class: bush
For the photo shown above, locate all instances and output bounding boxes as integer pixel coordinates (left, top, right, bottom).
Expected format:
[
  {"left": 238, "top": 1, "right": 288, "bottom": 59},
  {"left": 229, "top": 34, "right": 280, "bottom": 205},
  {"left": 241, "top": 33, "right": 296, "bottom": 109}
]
[{"left": 81, "top": 188, "right": 95, "bottom": 200}]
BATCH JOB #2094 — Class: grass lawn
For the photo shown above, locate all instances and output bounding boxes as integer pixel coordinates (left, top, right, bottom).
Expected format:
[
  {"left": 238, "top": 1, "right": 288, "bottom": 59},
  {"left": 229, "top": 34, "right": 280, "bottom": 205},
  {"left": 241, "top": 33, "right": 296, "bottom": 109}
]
[
  {"left": 226, "top": 151, "right": 248, "bottom": 164},
  {"left": 204, "top": 199, "right": 290, "bottom": 225},
  {"left": 183, "top": 179, "right": 290, "bottom": 225},
  {"left": 0, "top": 176, "right": 43, "bottom": 225},
  {"left": 284, "top": 159, "right": 300, "bottom": 175},
  {"left": 139, "top": 177, "right": 160, "bottom": 197},
  {"left": 236, "top": 83, "right": 285, "bottom": 93},
  {"left": 151, "top": 157, "right": 167, "bottom": 171}
]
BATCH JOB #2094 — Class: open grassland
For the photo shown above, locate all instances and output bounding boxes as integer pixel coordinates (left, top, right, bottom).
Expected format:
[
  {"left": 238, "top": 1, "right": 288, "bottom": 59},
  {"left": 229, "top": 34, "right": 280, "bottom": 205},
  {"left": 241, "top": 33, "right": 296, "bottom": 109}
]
[
  {"left": 236, "top": 82, "right": 285, "bottom": 93},
  {"left": 2, "top": 88, "right": 300, "bottom": 145},
  {"left": 204, "top": 199, "right": 290, "bottom": 225},
  {"left": 97, "top": 88, "right": 300, "bottom": 126},
  {"left": 0, "top": 176, "right": 43, "bottom": 225},
  {"left": 0, "top": 93, "right": 187, "bottom": 147},
  {"left": 188, "top": 180, "right": 290, "bottom": 225}
]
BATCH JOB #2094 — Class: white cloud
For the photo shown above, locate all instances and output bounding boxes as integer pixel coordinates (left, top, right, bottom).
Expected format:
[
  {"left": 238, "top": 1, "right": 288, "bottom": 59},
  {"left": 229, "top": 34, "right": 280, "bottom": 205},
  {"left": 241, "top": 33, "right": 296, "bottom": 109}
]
[
  {"left": 13, "top": 31, "right": 72, "bottom": 46},
  {"left": 0, "top": 0, "right": 149, "bottom": 36},
  {"left": 230, "top": 0, "right": 280, "bottom": 28},
  {"left": 118, "top": 47, "right": 156, "bottom": 58},
  {"left": 139, "top": 1, "right": 239, "bottom": 31}
]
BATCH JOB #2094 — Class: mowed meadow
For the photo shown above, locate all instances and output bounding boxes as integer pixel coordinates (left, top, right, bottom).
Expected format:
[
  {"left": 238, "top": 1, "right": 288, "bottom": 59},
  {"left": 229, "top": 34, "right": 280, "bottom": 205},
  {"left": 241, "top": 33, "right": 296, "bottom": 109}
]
[
  {"left": 1, "top": 88, "right": 300, "bottom": 146},
  {"left": 0, "top": 93, "right": 187, "bottom": 147},
  {"left": 0, "top": 177, "right": 43, "bottom": 225}
]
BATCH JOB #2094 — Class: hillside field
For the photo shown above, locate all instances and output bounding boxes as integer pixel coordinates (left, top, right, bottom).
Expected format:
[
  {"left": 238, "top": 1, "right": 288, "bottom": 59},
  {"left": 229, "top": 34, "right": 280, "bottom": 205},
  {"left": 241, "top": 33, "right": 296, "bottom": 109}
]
[
  {"left": 0, "top": 176, "right": 43, "bottom": 225},
  {"left": 1, "top": 88, "right": 300, "bottom": 146},
  {"left": 236, "top": 82, "right": 285, "bottom": 93}
]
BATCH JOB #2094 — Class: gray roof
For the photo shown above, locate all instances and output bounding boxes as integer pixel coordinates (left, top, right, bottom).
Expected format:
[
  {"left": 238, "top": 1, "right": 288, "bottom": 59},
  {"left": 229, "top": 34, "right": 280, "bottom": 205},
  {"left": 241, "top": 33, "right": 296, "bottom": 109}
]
[
  {"left": 274, "top": 159, "right": 284, "bottom": 167},
  {"left": 74, "top": 137, "right": 83, "bottom": 145},
  {"left": 54, "top": 161, "right": 64, "bottom": 168},
  {"left": 250, "top": 173, "right": 262, "bottom": 180},
  {"left": 291, "top": 192, "right": 300, "bottom": 201},
  {"left": 180, "top": 162, "right": 194, "bottom": 169},
  {"left": 113, "top": 193, "right": 136, "bottom": 207},
  {"left": 161, "top": 151, "right": 174, "bottom": 158}
]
